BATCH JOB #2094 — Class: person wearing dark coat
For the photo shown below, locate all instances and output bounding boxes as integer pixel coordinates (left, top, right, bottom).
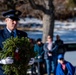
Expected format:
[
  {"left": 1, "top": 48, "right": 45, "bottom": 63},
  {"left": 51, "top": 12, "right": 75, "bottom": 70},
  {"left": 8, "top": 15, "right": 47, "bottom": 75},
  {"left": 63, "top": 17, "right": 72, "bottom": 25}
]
[
  {"left": 56, "top": 54, "right": 75, "bottom": 75},
  {"left": 33, "top": 38, "right": 44, "bottom": 75},
  {"left": 34, "top": 38, "right": 44, "bottom": 61},
  {"left": 54, "top": 35, "right": 65, "bottom": 55},
  {"left": 0, "top": 9, "right": 27, "bottom": 75}
]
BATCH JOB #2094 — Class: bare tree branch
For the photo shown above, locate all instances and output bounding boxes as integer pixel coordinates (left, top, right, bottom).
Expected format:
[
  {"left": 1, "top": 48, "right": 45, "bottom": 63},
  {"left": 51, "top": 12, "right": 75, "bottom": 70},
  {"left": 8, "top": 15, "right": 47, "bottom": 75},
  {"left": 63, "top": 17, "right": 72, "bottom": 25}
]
[
  {"left": 49, "top": 0, "right": 55, "bottom": 13},
  {"left": 28, "top": 0, "right": 46, "bottom": 13}
]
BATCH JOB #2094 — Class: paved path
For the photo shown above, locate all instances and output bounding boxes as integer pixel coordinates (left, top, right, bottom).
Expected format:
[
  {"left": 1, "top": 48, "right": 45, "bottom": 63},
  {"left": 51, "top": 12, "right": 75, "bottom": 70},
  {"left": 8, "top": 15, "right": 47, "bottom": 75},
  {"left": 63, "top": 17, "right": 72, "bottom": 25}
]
[
  {"left": 64, "top": 51, "right": 76, "bottom": 66},
  {"left": 65, "top": 51, "right": 76, "bottom": 75}
]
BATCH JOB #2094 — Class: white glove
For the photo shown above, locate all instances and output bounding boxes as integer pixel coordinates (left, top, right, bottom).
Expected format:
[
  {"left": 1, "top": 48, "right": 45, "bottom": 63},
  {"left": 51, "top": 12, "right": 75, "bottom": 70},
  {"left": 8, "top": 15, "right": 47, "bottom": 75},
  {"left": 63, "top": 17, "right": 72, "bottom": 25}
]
[
  {"left": 38, "top": 56, "right": 41, "bottom": 59},
  {"left": 0, "top": 57, "right": 13, "bottom": 64}
]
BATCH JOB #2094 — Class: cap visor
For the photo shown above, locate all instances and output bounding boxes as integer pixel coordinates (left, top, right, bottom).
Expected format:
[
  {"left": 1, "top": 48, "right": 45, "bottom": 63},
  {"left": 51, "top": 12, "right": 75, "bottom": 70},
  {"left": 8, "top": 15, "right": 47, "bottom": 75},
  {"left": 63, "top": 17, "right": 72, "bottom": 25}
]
[{"left": 9, "top": 17, "right": 19, "bottom": 21}]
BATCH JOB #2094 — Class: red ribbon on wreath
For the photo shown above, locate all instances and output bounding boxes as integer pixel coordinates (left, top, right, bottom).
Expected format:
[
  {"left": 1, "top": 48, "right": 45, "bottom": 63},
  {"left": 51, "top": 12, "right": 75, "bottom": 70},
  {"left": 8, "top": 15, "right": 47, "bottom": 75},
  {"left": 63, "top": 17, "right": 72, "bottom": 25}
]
[{"left": 14, "top": 48, "right": 20, "bottom": 61}]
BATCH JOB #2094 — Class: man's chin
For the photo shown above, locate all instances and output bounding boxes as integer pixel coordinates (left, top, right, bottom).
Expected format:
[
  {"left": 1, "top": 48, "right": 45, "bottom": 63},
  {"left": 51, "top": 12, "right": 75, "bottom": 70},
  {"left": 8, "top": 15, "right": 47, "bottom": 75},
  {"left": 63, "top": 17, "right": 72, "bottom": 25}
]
[{"left": 11, "top": 27, "right": 15, "bottom": 30}]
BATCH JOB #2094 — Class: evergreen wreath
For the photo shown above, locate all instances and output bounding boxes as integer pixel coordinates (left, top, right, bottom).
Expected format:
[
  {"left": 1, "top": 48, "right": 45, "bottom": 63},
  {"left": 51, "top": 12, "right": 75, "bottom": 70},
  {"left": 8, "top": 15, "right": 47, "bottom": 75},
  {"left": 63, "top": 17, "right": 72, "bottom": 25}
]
[{"left": 0, "top": 37, "right": 35, "bottom": 75}]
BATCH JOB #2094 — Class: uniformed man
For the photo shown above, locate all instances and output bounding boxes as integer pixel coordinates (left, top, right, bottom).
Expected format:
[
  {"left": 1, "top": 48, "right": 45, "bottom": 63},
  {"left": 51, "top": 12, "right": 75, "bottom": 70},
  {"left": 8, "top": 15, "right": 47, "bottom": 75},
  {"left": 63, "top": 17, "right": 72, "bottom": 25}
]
[
  {"left": 0, "top": 9, "right": 27, "bottom": 75},
  {"left": 0, "top": 9, "right": 27, "bottom": 50}
]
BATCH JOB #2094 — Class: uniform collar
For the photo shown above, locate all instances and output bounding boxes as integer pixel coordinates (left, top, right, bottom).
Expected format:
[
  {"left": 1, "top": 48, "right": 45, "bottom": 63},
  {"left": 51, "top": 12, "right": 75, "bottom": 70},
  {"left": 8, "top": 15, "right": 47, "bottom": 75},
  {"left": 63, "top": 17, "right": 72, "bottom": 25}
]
[
  {"left": 6, "top": 28, "right": 17, "bottom": 37},
  {"left": 6, "top": 27, "right": 16, "bottom": 33}
]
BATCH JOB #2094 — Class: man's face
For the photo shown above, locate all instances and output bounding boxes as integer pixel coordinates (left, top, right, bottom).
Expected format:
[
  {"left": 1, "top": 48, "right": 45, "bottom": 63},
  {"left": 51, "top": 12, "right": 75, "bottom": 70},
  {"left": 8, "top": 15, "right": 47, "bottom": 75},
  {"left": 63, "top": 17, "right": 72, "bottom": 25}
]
[{"left": 5, "top": 18, "right": 18, "bottom": 31}]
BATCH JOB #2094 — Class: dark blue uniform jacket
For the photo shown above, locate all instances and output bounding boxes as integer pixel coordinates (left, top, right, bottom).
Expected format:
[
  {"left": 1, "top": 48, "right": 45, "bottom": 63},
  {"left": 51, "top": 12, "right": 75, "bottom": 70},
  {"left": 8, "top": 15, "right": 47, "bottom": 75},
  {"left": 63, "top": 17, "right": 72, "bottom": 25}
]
[
  {"left": 0, "top": 28, "right": 27, "bottom": 75},
  {"left": 0, "top": 28, "right": 27, "bottom": 50}
]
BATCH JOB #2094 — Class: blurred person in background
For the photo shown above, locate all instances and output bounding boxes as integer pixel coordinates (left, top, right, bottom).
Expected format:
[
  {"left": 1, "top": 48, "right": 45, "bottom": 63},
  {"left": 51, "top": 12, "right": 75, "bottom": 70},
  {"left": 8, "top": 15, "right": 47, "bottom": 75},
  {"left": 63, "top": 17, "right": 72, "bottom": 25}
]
[
  {"left": 54, "top": 35, "right": 66, "bottom": 55},
  {"left": 56, "top": 54, "right": 75, "bottom": 75},
  {"left": 43, "top": 35, "right": 58, "bottom": 75},
  {"left": 34, "top": 38, "right": 44, "bottom": 75}
]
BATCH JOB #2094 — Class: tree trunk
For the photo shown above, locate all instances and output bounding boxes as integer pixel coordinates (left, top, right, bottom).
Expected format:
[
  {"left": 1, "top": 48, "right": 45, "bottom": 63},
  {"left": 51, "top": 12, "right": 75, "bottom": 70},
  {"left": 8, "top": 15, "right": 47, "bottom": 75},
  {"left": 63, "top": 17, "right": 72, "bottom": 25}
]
[
  {"left": 42, "top": 14, "right": 54, "bottom": 43},
  {"left": 28, "top": 0, "right": 55, "bottom": 43},
  {"left": 42, "top": 0, "right": 55, "bottom": 43}
]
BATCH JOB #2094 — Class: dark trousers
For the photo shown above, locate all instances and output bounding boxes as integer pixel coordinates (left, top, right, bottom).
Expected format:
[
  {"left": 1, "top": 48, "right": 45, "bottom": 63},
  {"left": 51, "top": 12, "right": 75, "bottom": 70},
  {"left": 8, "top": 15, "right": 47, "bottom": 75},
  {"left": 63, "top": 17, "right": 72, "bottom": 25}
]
[{"left": 31, "top": 61, "right": 45, "bottom": 75}]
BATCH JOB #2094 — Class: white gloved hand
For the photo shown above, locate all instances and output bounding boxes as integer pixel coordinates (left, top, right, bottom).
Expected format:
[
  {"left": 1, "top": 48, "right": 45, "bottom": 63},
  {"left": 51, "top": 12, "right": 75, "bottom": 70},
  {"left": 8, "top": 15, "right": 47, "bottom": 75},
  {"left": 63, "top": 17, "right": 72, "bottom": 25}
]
[
  {"left": 38, "top": 56, "right": 41, "bottom": 59},
  {"left": 0, "top": 57, "right": 13, "bottom": 64}
]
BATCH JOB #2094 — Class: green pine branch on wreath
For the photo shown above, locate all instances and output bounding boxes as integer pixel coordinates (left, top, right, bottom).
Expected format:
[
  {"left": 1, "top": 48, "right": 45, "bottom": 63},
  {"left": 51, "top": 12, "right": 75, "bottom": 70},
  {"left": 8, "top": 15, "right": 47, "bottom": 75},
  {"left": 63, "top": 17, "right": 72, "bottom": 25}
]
[{"left": 0, "top": 37, "right": 36, "bottom": 75}]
